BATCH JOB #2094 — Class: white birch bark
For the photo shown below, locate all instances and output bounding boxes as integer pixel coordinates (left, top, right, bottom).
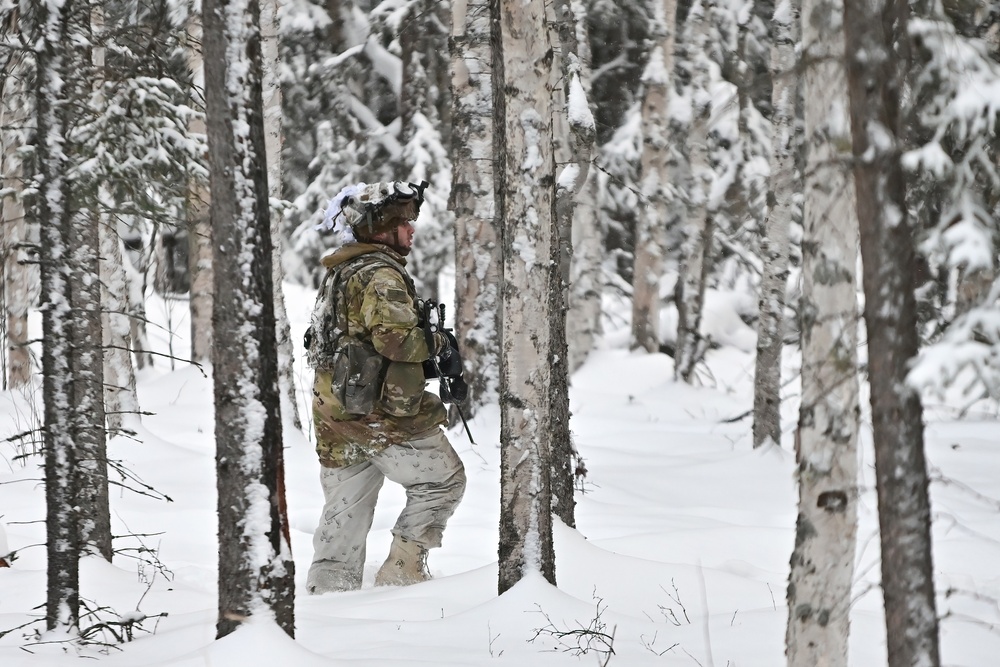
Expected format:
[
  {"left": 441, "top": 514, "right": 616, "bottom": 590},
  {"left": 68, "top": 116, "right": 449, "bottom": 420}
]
[
  {"left": 450, "top": 0, "right": 500, "bottom": 414},
  {"left": 785, "top": 0, "right": 859, "bottom": 662},
  {"left": 752, "top": 0, "right": 798, "bottom": 449},
  {"left": 674, "top": 0, "right": 713, "bottom": 383},
  {"left": 185, "top": 15, "right": 214, "bottom": 363},
  {"left": 1, "top": 149, "right": 32, "bottom": 392},
  {"left": 1, "top": 30, "right": 34, "bottom": 390},
  {"left": 632, "top": 0, "right": 676, "bottom": 354},
  {"left": 99, "top": 212, "right": 140, "bottom": 432},
  {"left": 261, "top": 0, "right": 301, "bottom": 430},
  {"left": 493, "top": 0, "right": 556, "bottom": 593},
  {"left": 92, "top": 4, "right": 140, "bottom": 433},
  {"left": 567, "top": 170, "right": 601, "bottom": 373}
]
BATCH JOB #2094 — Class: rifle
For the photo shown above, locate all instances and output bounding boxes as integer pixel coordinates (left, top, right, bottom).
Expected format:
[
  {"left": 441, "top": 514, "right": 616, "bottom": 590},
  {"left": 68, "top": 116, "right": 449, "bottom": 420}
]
[{"left": 421, "top": 300, "right": 476, "bottom": 445}]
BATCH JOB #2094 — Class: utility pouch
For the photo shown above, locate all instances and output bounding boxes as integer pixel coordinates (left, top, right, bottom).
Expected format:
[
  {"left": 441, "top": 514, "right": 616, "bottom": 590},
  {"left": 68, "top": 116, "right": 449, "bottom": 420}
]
[{"left": 331, "top": 339, "right": 384, "bottom": 415}]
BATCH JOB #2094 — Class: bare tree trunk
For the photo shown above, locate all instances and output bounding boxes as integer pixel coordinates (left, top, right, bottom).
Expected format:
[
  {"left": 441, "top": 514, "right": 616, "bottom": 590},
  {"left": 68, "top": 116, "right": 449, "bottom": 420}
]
[
  {"left": 261, "top": 0, "right": 301, "bottom": 431},
  {"left": 547, "top": 0, "right": 596, "bottom": 530},
  {"left": 1, "top": 31, "right": 33, "bottom": 390},
  {"left": 567, "top": 171, "right": 602, "bottom": 373},
  {"left": 632, "top": 0, "right": 677, "bottom": 354},
  {"left": 844, "top": 0, "right": 941, "bottom": 664},
  {"left": 185, "top": 15, "right": 213, "bottom": 364},
  {"left": 204, "top": 0, "right": 295, "bottom": 638},
  {"left": 752, "top": 0, "right": 798, "bottom": 449},
  {"left": 451, "top": 0, "right": 500, "bottom": 416},
  {"left": 92, "top": 3, "right": 139, "bottom": 434},
  {"left": 99, "top": 212, "right": 140, "bottom": 432},
  {"left": 401, "top": 0, "right": 453, "bottom": 303},
  {"left": 493, "top": 0, "right": 557, "bottom": 593},
  {"left": 675, "top": 0, "right": 714, "bottom": 384},
  {"left": 785, "top": 0, "right": 859, "bottom": 660},
  {"left": 35, "top": 0, "right": 82, "bottom": 630}
]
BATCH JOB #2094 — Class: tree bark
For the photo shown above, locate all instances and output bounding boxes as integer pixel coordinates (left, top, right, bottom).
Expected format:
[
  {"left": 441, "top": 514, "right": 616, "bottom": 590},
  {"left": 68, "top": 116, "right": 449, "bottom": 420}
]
[
  {"left": 674, "top": 0, "right": 714, "bottom": 384},
  {"left": 632, "top": 0, "right": 677, "bottom": 354},
  {"left": 35, "top": 0, "right": 82, "bottom": 630},
  {"left": 547, "top": 0, "right": 596, "bottom": 530},
  {"left": 492, "top": 0, "right": 557, "bottom": 593},
  {"left": 1, "top": 39, "right": 34, "bottom": 390},
  {"left": 785, "top": 0, "right": 860, "bottom": 660},
  {"left": 844, "top": 0, "right": 941, "bottom": 664},
  {"left": 451, "top": 0, "right": 500, "bottom": 416},
  {"left": 185, "top": 14, "right": 214, "bottom": 364},
  {"left": 261, "top": 0, "right": 301, "bottom": 430},
  {"left": 203, "top": 0, "right": 295, "bottom": 638},
  {"left": 752, "top": 0, "right": 798, "bottom": 450}
]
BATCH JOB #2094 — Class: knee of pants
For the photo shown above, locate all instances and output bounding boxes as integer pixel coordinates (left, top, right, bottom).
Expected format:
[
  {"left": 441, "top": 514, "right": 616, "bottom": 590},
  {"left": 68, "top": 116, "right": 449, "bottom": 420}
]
[{"left": 449, "top": 460, "right": 468, "bottom": 500}]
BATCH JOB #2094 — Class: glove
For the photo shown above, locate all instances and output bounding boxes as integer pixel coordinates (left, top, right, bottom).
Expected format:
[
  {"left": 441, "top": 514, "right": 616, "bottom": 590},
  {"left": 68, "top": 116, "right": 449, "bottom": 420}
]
[{"left": 432, "top": 331, "right": 452, "bottom": 359}]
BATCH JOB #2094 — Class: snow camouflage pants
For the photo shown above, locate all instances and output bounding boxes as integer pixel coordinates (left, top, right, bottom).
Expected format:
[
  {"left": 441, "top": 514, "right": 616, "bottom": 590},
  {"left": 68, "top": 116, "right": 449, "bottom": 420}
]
[{"left": 306, "top": 428, "right": 466, "bottom": 593}]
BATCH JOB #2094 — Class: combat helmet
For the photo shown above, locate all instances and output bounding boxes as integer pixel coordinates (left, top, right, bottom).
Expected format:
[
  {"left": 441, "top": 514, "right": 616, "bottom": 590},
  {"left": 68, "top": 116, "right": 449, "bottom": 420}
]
[{"left": 317, "top": 181, "right": 428, "bottom": 243}]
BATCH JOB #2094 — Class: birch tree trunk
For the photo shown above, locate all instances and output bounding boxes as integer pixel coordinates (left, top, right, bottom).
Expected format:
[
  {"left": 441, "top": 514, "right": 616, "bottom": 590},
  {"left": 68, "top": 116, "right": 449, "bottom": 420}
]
[
  {"left": 261, "top": 0, "right": 301, "bottom": 430},
  {"left": 186, "top": 16, "right": 214, "bottom": 364},
  {"left": 674, "top": 0, "right": 714, "bottom": 383},
  {"left": 493, "top": 0, "right": 557, "bottom": 593},
  {"left": 632, "top": 0, "right": 677, "bottom": 354},
  {"left": 566, "top": 171, "right": 602, "bottom": 373},
  {"left": 36, "top": 0, "right": 82, "bottom": 630},
  {"left": 844, "top": 0, "right": 941, "bottom": 664},
  {"left": 785, "top": 0, "right": 860, "bottom": 660},
  {"left": 203, "top": 0, "right": 295, "bottom": 637},
  {"left": 92, "top": 4, "right": 139, "bottom": 434},
  {"left": 752, "top": 0, "right": 798, "bottom": 449},
  {"left": 1, "top": 86, "right": 33, "bottom": 390},
  {"left": 450, "top": 0, "right": 500, "bottom": 415}
]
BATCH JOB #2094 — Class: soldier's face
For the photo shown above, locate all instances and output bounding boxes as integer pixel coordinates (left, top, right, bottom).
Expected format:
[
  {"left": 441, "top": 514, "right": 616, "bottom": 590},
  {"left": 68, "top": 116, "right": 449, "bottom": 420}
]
[{"left": 396, "top": 220, "right": 415, "bottom": 249}]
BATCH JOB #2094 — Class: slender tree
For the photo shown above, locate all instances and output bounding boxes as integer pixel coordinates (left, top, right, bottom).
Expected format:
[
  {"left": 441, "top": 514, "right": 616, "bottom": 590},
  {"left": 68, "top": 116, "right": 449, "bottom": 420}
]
[
  {"left": 674, "top": 0, "right": 714, "bottom": 383},
  {"left": 844, "top": 0, "right": 941, "bottom": 664},
  {"left": 548, "top": 0, "right": 596, "bottom": 530},
  {"left": 493, "top": 0, "right": 557, "bottom": 593},
  {"left": 185, "top": 15, "right": 213, "bottom": 364},
  {"left": 752, "top": 0, "right": 798, "bottom": 449},
  {"left": 785, "top": 0, "right": 860, "bottom": 659},
  {"left": 1, "top": 33, "right": 34, "bottom": 391},
  {"left": 34, "top": 0, "right": 83, "bottom": 631},
  {"left": 260, "top": 0, "right": 300, "bottom": 430},
  {"left": 401, "top": 0, "right": 453, "bottom": 304},
  {"left": 631, "top": 0, "right": 676, "bottom": 354},
  {"left": 451, "top": 0, "right": 500, "bottom": 415},
  {"left": 203, "top": 0, "right": 294, "bottom": 637}
]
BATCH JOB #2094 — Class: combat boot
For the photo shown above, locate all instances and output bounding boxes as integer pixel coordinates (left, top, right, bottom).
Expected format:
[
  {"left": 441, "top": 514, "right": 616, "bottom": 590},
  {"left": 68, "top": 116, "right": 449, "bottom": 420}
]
[{"left": 374, "top": 535, "right": 430, "bottom": 586}]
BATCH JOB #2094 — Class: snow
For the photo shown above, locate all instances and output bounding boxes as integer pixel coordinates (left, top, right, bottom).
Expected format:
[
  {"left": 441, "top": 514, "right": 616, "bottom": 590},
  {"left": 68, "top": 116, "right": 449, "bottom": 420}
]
[{"left": 2, "top": 286, "right": 1000, "bottom": 666}]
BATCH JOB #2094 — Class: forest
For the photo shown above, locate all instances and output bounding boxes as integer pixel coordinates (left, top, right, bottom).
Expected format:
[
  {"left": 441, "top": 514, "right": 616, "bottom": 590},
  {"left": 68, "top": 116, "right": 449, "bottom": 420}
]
[{"left": 1, "top": 0, "right": 999, "bottom": 665}]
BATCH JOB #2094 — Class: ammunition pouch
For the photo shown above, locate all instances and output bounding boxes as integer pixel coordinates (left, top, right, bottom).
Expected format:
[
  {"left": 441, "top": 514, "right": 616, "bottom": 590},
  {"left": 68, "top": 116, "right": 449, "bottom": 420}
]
[{"left": 331, "top": 339, "right": 386, "bottom": 415}]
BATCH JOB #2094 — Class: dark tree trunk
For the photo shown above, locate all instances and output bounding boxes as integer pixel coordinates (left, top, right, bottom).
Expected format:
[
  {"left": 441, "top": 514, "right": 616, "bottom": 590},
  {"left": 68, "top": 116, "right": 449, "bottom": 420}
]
[
  {"left": 35, "top": 0, "right": 82, "bottom": 631},
  {"left": 72, "top": 208, "right": 111, "bottom": 561},
  {"left": 844, "top": 0, "right": 941, "bottom": 664},
  {"left": 203, "top": 0, "right": 295, "bottom": 638}
]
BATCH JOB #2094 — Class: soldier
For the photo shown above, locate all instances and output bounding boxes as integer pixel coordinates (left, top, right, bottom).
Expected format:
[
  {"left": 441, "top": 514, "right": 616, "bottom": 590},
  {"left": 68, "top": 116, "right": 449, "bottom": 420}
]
[{"left": 304, "top": 181, "right": 466, "bottom": 593}]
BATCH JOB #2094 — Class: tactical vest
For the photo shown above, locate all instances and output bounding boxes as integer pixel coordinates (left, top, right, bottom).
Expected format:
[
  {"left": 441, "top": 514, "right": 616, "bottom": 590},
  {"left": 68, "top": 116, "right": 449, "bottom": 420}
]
[{"left": 305, "top": 252, "right": 416, "bottom": 415}]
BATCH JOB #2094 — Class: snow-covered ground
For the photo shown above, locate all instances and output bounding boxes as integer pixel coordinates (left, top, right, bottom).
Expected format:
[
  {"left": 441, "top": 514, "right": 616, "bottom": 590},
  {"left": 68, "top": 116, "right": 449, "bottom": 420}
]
[{"left": 0, "top": 284, "right": 998, "bottom": 666}]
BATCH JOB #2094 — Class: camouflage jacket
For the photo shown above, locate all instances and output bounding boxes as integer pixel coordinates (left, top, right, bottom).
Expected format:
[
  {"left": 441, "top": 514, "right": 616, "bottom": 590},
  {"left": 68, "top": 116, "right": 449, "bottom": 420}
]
[{"left": 309, "top": 243, "right": 447, "bottom": 467}]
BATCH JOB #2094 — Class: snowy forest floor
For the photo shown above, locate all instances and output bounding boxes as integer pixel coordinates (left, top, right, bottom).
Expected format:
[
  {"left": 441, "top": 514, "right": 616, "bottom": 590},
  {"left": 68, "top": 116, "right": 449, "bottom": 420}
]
[{"left": 1, "top": 283, "right": 999, "bottom": 666}]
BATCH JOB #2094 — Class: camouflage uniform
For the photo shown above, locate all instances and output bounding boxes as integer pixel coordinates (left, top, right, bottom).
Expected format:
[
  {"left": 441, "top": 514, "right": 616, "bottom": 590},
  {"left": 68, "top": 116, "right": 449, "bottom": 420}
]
[{"left": 306, "top": 241, "right": 466, "bottom": 593}]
